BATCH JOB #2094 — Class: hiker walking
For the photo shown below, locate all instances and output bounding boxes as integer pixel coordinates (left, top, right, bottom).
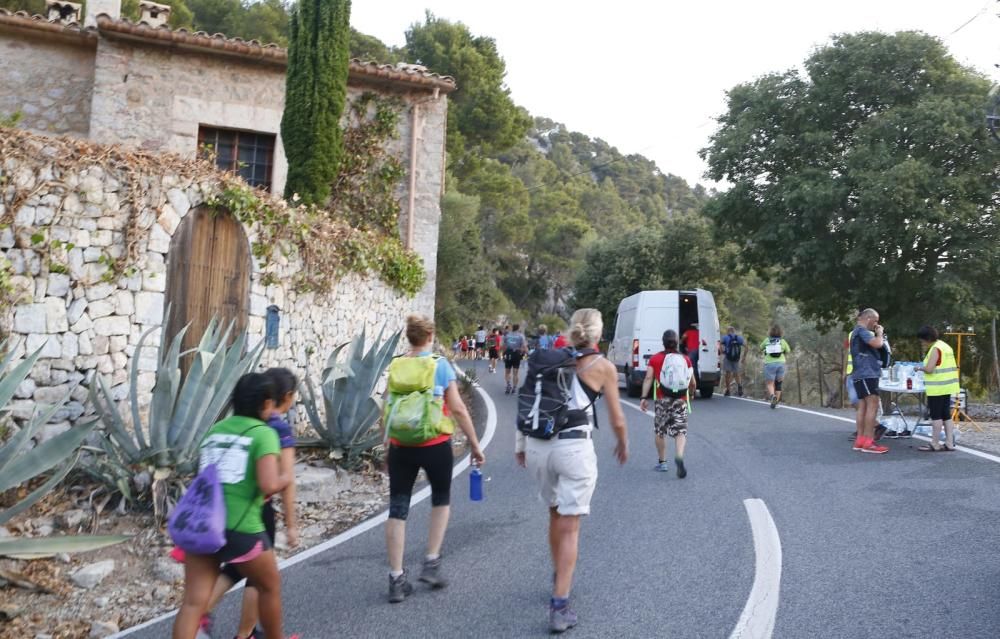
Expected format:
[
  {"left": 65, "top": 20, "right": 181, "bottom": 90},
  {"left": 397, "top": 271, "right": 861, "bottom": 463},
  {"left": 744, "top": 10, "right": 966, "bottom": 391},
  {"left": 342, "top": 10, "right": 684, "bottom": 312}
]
[
  {"left": 172, "top": 373, "right": 297, "bottom": 639},
  {"left": 640, "top": 330, "right": 695, "bottom": 478},
  {"left": 515, "top": 308, "right": 629, "bottom": 633},
  {"left": 381, "top": 314, "right": 486, "bottom": 602},
  {"left": 503, "top": 323, "right": 529, "bottom": 394},
  {"left": 719, "top": 326, "right": 746, "bottom": 397},
  {"left": 759, "top": 324, "right": 791, "bottom": 409}
]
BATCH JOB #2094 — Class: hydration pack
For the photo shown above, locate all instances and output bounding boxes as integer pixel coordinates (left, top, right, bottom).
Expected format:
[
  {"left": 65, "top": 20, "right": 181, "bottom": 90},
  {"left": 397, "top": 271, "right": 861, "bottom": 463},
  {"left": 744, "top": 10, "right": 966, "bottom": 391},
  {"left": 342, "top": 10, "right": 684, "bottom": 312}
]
[{"left": 516, "top": 348, "right": 600, "bottom": 439}]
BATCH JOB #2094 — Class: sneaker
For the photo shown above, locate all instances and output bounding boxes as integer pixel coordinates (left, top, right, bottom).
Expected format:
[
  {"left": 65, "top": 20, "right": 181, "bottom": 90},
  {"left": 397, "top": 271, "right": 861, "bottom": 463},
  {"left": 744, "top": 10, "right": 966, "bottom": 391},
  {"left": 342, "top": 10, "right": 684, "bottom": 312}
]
[
  {"left": 388, "top": 571, "right": 414, "bottom": 603},
  {"left": 653, "top": 461, "right": 670, "bottom": 472},
  {"left": 852, "top": 437, "right": 867, "bottom": 451},
  {"left": 769, "top": 394, "right": 778, "bottom": 409},
  {"left": 675, "top": 459, "right": 687, "bottom": 479},
  {"left": 194, "top": 614, "right": 213, "bottom": 639},
  {"left": 419, "top": 557, "right": 447, "bottom": 589},
  {"left": 874, "top": 425, "right": 887, "bottom": 441},
  {"left": 737, "top": 385, "right": 744, "bottom": 397},
  {"left": 724, "top": 388, "right": 731, "bottom": 397},
  {"left": 884, "top": 430, "right": 899, "bottom": 439},
  {"left": 505, "top": 384, "right": 512, "bottom": 395},
  {"left": 898, "top": 429, "right": 912, "bottom": 438},
  {"left": 860, "top": 442, "right": 889, "bottom": 454},
  {"left": 549, "top": 603, "right": 578, "bottom": 634}
]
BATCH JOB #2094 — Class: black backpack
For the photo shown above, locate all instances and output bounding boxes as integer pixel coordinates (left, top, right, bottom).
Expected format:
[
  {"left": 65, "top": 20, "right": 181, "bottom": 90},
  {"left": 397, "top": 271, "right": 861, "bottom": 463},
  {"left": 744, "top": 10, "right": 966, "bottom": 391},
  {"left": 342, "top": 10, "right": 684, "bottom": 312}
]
[
  {"left": 724, "top": 336, "right": 743, "bottom": 362},
  {"left": 516, "top": 347, "right": 601, "bottom": 439}
]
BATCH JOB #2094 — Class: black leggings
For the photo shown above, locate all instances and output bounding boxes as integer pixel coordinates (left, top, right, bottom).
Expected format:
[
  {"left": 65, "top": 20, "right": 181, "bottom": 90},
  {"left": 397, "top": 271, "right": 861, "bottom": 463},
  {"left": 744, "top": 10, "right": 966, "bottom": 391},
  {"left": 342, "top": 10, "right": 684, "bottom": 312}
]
[{"left": 388, "top": 440, "right": 453, "bottom": 520}]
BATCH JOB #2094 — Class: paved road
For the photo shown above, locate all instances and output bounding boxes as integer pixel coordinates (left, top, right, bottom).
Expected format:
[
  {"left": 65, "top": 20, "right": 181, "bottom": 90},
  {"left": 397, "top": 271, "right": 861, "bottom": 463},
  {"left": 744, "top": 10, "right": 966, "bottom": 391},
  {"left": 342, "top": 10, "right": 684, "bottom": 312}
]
[{"left": 126, "top": 362, "right": 1000, "bottom": 638}]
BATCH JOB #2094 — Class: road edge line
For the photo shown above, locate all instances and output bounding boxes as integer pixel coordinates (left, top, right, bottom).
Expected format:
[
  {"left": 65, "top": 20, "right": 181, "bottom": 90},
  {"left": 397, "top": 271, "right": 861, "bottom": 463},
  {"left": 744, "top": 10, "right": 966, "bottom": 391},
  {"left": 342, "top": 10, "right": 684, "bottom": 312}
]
[
  {"left": 730, "top": 498, "right": 782, "bottom": 639},
  {"left": 110, "top": 374, "right": 498, "bottom": 638}
]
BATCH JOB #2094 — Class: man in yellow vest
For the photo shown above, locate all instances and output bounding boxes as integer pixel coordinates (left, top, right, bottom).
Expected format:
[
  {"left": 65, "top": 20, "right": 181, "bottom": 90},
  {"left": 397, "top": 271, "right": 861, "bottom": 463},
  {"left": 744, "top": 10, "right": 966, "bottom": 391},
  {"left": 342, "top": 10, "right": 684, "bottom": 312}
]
[{"left": 915, "top": 325, "right": 960, "bottom": 451}]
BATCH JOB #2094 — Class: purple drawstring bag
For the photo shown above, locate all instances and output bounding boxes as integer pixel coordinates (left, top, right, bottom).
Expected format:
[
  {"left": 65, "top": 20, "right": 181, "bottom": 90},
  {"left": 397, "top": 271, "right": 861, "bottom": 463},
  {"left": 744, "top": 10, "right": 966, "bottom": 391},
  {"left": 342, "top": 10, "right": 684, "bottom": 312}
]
[{"left": 167, "top": 463, "right": 227, "bottom": 554}]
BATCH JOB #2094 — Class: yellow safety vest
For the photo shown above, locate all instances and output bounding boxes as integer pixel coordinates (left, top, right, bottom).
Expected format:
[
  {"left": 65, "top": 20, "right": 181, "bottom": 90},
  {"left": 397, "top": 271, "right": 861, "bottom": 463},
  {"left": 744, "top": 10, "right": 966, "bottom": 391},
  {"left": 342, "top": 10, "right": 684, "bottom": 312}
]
[
  {"left": 923, "top": 340, "right": 960, "bottom": 397},
  {"left": 845, "top": 332, "right": 853, "bottom": 375}
]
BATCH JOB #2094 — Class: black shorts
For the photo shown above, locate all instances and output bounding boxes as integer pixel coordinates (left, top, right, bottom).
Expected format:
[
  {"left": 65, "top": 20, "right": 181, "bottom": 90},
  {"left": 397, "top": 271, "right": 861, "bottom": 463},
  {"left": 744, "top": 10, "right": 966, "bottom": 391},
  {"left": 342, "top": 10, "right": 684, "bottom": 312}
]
[
  {"left": 504, "top": 351, "right": 523, "bottom": 369},
  {"left": 476, "top": 341, "right": 486, "bottom": 350},
  {"left": 221, "top": 501, "right": 276, "bottom": 583},
  {"left": 388, "top": 440, "right": 453, "bottom": 519},
  {"left": 927, "top": 395, "right": 952, "bottom": 421},
  {"left": 853, "top": 378, "right": 879, "bottom": 399},
  {"left": 489, "top": 347, "right": 499, "bottom": 359}
]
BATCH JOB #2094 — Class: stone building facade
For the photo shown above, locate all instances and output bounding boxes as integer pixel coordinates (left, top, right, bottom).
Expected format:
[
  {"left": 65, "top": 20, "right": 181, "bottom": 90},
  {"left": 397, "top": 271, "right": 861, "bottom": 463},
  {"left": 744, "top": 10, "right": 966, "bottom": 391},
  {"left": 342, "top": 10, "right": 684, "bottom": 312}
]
[{"left": 0, "top": 2, "right": 454, "bottom": 434}]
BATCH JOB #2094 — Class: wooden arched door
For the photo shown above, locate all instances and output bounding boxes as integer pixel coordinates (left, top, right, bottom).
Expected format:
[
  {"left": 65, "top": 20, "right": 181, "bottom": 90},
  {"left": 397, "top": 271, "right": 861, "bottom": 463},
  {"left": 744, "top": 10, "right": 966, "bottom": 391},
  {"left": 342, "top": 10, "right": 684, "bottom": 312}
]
[{"left": 165, "top": 206, "right": 250, "bottom": 372}]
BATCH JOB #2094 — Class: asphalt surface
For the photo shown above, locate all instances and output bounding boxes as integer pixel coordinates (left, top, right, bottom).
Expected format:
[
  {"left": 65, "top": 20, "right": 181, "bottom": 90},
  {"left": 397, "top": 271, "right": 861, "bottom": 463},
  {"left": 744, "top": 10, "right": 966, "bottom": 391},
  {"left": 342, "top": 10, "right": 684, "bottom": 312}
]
[{"left": 128, "top": 362, "right": 1000, "bottom": 638}]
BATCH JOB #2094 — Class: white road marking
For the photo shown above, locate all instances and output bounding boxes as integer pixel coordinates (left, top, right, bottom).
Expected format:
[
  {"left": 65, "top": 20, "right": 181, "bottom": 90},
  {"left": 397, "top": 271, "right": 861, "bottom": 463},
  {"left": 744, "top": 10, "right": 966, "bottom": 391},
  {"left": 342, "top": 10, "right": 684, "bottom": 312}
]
[
  {"left": 730, "top": 499, "right": 782, "bottom": 639},
  {"left": 725, "top": 396, "right": 1000, "bottom": 464},
  {"left": 111, "top": 378, "right": 498, "bottom": 638}
]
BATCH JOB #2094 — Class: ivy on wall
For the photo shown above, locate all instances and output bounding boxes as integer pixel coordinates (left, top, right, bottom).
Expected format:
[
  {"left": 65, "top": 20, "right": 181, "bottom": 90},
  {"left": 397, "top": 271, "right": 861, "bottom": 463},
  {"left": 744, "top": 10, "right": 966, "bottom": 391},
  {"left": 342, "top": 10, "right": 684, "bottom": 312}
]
[{"left": 0, "top": 95, "right": 426, "bottom": 308}]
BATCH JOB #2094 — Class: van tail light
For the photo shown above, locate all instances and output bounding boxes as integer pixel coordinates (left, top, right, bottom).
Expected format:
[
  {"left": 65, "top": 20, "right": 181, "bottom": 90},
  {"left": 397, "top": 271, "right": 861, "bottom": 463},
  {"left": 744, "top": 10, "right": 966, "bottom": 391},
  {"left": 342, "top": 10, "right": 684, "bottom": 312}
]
[{"left": 632, "top": 339, "right": 640, "bottom": 368}]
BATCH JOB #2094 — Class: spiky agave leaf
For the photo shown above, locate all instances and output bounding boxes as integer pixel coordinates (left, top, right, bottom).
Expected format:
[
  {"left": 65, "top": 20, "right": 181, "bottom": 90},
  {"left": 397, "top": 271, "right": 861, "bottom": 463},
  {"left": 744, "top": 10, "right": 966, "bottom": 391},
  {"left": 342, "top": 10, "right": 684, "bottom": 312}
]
[
  {"left": 0, "top": 534, "right": 131, "bottom": 559},
  {"left": 0, "top": 416, "right": 96, "bottom": 494},
  {"left": 0, "top": 453, "right": 77, "bottom": 526}
]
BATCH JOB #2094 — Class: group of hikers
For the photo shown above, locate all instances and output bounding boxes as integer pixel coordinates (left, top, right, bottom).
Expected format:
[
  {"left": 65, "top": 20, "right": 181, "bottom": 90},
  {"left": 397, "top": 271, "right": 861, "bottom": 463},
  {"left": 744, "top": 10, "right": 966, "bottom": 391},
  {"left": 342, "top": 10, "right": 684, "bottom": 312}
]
[{"left": 170, "top": 305, "right": 963, "bottom": 638}]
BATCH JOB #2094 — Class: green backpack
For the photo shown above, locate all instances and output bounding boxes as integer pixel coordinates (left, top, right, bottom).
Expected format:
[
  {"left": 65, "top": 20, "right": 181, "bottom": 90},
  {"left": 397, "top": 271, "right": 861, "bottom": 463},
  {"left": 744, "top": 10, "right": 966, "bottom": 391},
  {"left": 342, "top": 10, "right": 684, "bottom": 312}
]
[{"left": 384, "top": 355, "right": 454, "bottom": 446}]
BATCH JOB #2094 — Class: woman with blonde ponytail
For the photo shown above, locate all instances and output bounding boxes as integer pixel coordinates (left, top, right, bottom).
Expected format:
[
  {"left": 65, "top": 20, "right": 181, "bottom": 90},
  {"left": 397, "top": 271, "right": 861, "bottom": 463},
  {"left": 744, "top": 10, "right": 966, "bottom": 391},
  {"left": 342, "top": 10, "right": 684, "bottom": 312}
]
[{"left": 515, "top": 308, "right": 629, "bottom": 633}]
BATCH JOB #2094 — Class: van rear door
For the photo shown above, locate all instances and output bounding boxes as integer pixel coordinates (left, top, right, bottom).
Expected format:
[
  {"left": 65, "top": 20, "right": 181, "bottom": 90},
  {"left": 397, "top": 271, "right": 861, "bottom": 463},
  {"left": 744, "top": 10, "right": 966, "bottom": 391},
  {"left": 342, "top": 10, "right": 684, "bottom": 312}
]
[
  {"left": 697, "top": 290, "right": 721, "bottom": 390},
  {"left": 638, "top": 304, "right": 677, "bottom": 372}
]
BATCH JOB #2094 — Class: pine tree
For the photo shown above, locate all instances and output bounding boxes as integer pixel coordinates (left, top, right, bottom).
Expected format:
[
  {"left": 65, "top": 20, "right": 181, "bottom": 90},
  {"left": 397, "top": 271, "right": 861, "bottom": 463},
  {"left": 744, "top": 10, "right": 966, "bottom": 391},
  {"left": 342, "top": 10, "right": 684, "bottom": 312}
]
[{"left": 281, "top": 0, "right": 351, "bottom": 206}]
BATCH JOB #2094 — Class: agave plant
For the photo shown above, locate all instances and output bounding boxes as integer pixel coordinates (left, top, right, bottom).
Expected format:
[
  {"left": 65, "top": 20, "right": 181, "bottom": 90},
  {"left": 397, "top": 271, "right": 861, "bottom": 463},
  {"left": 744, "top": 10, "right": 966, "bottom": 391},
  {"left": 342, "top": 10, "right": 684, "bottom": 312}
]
[
  {"left": 88, "top": 319, "right": 264, "bottom": 515},
  {"left": 300, "top": 326, "right": 401, "bottom": 461},
  {"left": 0, "top": 342, "right": 129, "bottom": 557}
]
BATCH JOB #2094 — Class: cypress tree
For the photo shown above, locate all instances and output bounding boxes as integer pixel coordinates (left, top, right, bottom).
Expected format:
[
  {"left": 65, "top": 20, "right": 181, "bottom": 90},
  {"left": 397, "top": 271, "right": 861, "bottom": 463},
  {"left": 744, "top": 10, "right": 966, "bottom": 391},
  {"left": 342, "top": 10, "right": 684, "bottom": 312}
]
[{"left": 281, "top": 0, "right": 351, "bottom": 206}]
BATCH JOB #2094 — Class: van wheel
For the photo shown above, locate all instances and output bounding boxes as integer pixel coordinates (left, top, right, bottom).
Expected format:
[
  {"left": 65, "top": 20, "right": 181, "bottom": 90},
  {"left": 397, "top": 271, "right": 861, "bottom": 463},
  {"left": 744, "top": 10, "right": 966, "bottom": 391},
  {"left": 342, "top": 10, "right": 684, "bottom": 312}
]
[
  {"left": 625, "top": 371, "right": 642, "bottom": 398},
  {"left": 698, "top": 384, "right": 714, "bottom": 399}
]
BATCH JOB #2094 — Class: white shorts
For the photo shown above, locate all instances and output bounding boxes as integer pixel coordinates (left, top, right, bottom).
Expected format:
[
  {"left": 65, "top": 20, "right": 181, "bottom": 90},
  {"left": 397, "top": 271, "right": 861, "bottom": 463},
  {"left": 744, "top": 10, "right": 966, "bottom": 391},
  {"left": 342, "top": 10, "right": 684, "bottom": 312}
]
[{"left": 525, "top": 435, "right": 598, "bottom": 516}]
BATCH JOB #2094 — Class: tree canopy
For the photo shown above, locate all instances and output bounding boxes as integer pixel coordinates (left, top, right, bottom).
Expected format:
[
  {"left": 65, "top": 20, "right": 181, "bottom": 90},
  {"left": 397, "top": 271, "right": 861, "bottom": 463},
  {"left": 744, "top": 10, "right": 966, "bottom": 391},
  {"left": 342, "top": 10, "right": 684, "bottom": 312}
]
[{"left": 701, "top": 31, "right": 1000, "bottom": 331}]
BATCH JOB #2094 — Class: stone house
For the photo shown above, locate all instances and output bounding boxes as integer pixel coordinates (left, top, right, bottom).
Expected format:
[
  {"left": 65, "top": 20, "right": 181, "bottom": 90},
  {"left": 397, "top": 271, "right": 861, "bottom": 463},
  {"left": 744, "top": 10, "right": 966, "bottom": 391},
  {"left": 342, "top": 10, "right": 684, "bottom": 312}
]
[{"left": 0, "top": 1, "right": 454, "bottom": 432}]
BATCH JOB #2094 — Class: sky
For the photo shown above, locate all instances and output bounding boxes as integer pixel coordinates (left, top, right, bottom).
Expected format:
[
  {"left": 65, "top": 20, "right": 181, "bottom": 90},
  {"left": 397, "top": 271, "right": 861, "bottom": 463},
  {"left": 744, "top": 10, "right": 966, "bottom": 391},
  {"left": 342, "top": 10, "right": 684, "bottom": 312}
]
[{"left": 352, "top": 1, "right": 1000, "bottom": 188}]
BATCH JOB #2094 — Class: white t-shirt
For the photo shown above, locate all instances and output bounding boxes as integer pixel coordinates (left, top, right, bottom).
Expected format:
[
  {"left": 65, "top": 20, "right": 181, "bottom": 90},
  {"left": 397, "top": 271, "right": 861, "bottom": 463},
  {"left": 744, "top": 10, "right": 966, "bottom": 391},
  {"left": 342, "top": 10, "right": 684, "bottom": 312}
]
[{"left": 475, "top": 329, "right": 487, "bottom": 343}]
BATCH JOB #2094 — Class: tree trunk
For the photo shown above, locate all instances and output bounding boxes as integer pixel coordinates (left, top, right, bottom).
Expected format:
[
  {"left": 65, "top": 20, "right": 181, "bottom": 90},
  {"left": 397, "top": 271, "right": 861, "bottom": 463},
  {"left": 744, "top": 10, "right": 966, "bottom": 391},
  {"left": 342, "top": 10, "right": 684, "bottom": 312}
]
[
  {"left": 992, "top": 316, "right": 1000, "bottom": 400},
  {"left": 817, "top": 353, "right": 824, "bottom": 407},
  {"left": 796, "top": 357, "right": 803, "bottom": 405}
]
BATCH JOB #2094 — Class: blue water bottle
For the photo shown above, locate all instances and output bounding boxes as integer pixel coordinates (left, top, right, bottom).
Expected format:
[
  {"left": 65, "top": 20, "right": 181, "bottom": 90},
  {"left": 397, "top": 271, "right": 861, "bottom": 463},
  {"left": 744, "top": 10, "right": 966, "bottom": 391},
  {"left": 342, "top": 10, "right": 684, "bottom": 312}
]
[{"left": 470, "top": 463, "right": 483, "bottom": 501}]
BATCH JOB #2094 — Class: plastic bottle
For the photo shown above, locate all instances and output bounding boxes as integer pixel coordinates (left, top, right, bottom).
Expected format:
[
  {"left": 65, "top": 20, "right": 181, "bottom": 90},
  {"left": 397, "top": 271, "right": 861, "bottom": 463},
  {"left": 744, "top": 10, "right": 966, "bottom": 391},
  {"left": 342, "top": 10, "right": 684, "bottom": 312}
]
[
  {"left": 906, "top": 377, "right": 913, "bottom": 390},
  {"left": 470, "top": 463, "right": 483, "bottom": 502}
]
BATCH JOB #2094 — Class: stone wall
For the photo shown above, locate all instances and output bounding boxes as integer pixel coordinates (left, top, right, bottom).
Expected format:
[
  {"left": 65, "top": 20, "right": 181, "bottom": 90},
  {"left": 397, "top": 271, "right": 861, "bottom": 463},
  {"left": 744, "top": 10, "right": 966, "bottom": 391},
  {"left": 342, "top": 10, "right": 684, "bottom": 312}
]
[
  {"left": 0, "top": 132, "right": 436, "bottom": 437},
  {"left": 0, "top": 30, "right": 96, "bottom": 137}
]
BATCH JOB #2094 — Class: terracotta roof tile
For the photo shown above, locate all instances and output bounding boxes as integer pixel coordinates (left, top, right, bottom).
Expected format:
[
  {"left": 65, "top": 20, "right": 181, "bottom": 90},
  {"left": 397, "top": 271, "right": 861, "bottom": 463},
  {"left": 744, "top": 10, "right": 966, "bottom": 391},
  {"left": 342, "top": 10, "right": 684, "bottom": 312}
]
[
  {"left": 0, "top": 7, "right": 95, "bottom": 39},
  {"left": 0, "top": 10, "right": 456, "bottom": 92}
]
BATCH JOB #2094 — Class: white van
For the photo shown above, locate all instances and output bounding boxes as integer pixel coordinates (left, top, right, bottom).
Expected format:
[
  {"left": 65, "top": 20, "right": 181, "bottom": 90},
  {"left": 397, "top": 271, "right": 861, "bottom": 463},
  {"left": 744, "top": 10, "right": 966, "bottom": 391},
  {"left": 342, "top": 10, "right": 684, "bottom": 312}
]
[{"left": 607, "top": 289, "right": 721, "bottom": 398}]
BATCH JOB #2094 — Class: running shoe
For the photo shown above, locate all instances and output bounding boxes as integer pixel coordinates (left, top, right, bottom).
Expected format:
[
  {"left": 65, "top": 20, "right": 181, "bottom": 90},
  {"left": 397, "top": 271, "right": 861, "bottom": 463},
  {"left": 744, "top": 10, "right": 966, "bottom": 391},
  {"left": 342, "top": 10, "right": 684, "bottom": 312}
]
[
  {"left": 419, "top": 557, "right": 447, "bottom": 589},
  {"left": 194, "top": 614, "right": 213, "bottom": 639},
  {"left": 724, "top": 388, "right": 731, "bottom": 397},
  {"left": 852, "top": 437, "right": 867, "bottom": 451},
  {"left": 653, "top": 461, "right": 670, "bottom": 472},
  {"left": 769, "top": 394, "right": 778, "bottom": 409},
  {"left": 860, "top": 442, "right": 889, "bottom": 454},
  {"left": 549, "top": 603, "right": 578, "bottom": 634},
  {"left": 874, "top": 425, "right": 887, "bottom": 441},
  {"left": 675, "top": 459, "right": 687, "bottom": 479},
  {"left": 737, "top": 385, "right": 744, "bottom": 397},
  {"left": 388, "top": 571, "right": 414, "bottom": 603},
  {"left": 898, "top": 429, "right": 912, "bottom": 438}
]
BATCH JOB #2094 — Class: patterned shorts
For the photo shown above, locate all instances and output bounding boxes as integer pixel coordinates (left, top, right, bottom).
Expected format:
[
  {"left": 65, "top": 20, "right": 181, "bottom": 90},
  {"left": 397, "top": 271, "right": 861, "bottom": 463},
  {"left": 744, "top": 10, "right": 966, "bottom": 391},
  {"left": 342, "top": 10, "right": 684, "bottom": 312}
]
[{"left": 654, "top": 397, "right": 688, "bottom": 438}]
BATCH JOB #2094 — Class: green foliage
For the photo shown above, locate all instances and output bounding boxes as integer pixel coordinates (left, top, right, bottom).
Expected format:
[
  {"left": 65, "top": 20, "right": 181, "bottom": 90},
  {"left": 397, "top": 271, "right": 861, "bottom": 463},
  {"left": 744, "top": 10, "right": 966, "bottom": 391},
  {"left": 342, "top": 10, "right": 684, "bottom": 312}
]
[
  {"left": 87, "top": 320, "right": 263, "bottom": 514},
  {"left": 405, "top": 12, "right": 531, "bottom": 161},
  {"left": 434, "top": 187, "right": 512, "bottom": 339},
  {"left": 0, "top": 344, "right": 97, "bottom": 526},
  {"left": 701, "top": 31, "right": 1000, "bottom": 332},
  {"left": 281, "top": 0, "right": 351, "bottom": 206},
  {"left": 0, "top": 111, "right": 23, "bottom": 129},
  {"left": 0, "top": 534, "right": 131, "bottom": 559},
  {"left": 300, "top": 327, "right": 401, "bottom": 463},
  {"left": 350, "top": 27, "right": 401, "bottom": 62},
  {"left": 572, "top": 214, "right": 734, "bottom": 327}
]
